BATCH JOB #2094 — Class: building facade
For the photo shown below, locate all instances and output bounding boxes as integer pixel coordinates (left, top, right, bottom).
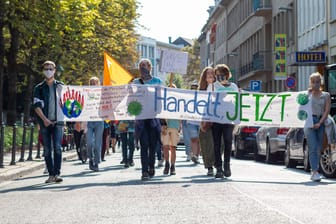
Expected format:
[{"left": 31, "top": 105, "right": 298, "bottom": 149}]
[
  {"left": 199, "top": 0, "right": 334, "bottom": 92},
  {"left": 137, "top": 36, "right": 188, "bottom": 82}
]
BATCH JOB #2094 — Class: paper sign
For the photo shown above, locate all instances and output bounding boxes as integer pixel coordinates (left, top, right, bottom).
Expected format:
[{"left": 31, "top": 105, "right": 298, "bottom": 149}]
[{"left": 160, "top": 49, "right": 188, "bottom": 74}]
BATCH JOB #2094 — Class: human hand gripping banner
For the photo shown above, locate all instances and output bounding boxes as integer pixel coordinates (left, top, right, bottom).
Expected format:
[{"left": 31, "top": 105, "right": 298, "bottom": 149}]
[{"left": 57, "top": 84, "right": 314, "bottom": 128}]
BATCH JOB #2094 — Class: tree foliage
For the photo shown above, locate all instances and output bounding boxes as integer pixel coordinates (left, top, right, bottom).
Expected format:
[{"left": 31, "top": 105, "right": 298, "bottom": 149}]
[
  {"left": 0, "top": 0, "right": 140, "bottom": 124},
  {"left": 182, "top": 40, "right": 201, "bottom": 89}
]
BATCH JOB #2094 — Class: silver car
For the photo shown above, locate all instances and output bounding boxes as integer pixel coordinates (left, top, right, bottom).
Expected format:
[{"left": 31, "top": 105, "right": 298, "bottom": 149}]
[{"left": 255, "top": 126, "right": 290, "bottom": 163}]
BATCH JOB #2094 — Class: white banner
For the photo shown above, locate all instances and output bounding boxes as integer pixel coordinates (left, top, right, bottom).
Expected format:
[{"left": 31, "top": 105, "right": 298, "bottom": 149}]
[{"left": 57, "top": 85, "right": 313, "bottom": 128}]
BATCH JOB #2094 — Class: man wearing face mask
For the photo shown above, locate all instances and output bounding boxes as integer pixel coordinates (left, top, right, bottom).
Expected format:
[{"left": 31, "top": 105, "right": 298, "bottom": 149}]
[
  {"left": 32, "top": 60, "right": 64, "bottom": 183},
  {"left": 208, "top": 64, "right": 239, "bottom": 179},
  {"left": 133, "top": 58, "right": 163, "bottom": 180}
]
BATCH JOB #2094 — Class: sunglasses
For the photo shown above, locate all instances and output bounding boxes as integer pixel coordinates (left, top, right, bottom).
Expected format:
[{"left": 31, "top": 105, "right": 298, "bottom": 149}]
[{"left": 43, "top": 68, "right": 54, "bottom": 71}]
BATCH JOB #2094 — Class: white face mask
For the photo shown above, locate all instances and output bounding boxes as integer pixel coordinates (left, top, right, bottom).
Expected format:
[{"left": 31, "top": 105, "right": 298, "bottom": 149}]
[{"left": 43, "top": 70, "right": 55, "bottom": 79}]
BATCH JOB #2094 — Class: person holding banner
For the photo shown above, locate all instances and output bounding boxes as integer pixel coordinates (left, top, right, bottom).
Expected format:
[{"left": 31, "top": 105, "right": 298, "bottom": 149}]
[
  {"left": 304, "top": 72, "right": 331, "bottom": 182},
  {"left": 32, "top": 60, "right": 64, "bottom": 183},
  {"left": 161, "top": 84, "right": 181, "bottom": 175},
  {"left": 210, "top": 64, "right": 239, "bottom": 178},
  {"left": 182, "top": 81, "right": 199, "bottom": 162},
  {"left": 118, "top": 120, "right": 135, "bottom": 168},
  {"left": 86, "top": 77, "right": 105, "bottom": 172},
  {"left": 133, "top": 58, "right": 163, "bottom": 180},
  {"left": 199, "top": 67, "right": 216, "bottom": 176}
]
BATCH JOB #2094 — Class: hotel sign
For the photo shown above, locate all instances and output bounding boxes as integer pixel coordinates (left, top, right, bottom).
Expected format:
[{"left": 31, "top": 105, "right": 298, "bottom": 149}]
[{"left": 295, "top": 51, "right": 326, "bottom": 64}]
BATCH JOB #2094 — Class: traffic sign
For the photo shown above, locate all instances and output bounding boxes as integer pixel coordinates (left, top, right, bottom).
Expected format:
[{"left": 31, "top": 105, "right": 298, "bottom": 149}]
[
  {"left": 250, "top": 80, "right": 261, "bottom": 91},
  {"left": 285, "top": 77, "right": 296, "bottom": 89}
]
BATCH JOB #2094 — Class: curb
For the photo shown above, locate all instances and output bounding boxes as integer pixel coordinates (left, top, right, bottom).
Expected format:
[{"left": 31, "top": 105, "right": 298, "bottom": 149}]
[{"left": 0, "top": 152, "right": 78, "bottom": 183}]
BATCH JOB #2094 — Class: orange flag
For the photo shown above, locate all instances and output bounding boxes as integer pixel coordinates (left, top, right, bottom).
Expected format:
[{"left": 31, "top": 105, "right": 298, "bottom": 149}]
[{"left": 103, "top": 52, "right": 133, "bottom": 86}]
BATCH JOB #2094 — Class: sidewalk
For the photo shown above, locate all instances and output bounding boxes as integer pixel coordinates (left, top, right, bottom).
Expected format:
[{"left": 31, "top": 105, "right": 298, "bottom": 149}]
[{"left": 0, "top": 149, "right": 78, "bottom": 183}]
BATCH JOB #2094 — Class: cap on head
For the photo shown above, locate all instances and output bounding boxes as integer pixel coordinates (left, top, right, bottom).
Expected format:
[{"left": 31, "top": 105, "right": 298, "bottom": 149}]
[{"left": 42, "top": 60, "right": 56, "bottom": 68}]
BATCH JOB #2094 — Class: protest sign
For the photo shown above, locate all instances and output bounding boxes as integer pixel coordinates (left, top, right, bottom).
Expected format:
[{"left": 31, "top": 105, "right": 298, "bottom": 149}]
[
  {"left": 159, "top": 49, "right": 188, "bottom": 74},
  {"left": 57, "top": 85, "right": 313, "bottom": 128}
]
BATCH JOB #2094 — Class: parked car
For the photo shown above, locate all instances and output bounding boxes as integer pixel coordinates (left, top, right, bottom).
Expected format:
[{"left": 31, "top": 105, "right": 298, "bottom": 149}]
[
  {"left": 285, "top": 127, "right": 336, "bottom": 178},
  {"left": 232, "top": 126, "right": 260, "bottom": 159},
  {"left": 255, "top": 126, "right": 289, "bottom": 163}
]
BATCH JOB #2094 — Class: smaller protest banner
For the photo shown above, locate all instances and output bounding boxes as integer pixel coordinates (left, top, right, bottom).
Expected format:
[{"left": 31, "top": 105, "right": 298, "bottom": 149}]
[{"left": 159, "top": 49, "right": 188, "bottom": 74}]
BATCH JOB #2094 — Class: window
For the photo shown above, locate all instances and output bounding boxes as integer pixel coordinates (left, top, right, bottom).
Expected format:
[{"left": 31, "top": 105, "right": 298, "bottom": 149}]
[
  {"left": 148, "top": 46, "right": 154, "bottom": 58},
  {"left": 331, "top": 0, "right": 336, "bottom": 20},
  {"left": 141, "top": 45, "right": 147, "bottom": 57}
]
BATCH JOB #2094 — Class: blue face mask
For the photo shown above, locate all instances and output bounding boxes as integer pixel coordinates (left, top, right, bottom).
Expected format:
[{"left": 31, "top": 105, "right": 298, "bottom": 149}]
[{"left": 217, "top": 75, "right": 226, "bottom": 82}]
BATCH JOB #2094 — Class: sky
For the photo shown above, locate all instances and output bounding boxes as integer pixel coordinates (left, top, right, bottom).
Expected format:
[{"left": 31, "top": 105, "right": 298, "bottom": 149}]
[{"left": 136, "top": 0, "right": 215, "bottom": 43}]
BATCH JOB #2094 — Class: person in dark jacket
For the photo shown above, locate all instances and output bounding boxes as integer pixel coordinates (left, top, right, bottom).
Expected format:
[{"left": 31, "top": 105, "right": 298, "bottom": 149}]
[
  {"left": 133, "top": 59, "right": 163, "bottom": 180},
  {"left": 32, "top": 60, "right": 64, "bottom": 183}
]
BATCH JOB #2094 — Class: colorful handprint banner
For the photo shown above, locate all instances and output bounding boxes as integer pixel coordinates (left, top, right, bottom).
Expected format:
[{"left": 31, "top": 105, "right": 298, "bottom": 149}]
[{"left": 57, "top": 84, "right": 313, "bottom": 128}]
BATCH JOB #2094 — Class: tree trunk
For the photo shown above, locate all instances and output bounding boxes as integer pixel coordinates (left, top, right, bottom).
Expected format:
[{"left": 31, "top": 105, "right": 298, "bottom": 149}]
[
  {"left": 6, "top": 25, "right": 20, "bottom": 125},
  {"left": 17, "top": 63, "right": 37, "bottom": 124},
  {"left": 0, "top": 0, "right": 5, "bottom": 124}
]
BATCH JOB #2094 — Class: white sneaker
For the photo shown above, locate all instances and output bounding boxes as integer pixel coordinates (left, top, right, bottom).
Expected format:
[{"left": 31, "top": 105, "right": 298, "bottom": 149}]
[
  {"left": 310, "top": 172, "right": 322, "bottom": 182},
  {"left": 186, "top": 155, "right": 191, "bottom": 162}
]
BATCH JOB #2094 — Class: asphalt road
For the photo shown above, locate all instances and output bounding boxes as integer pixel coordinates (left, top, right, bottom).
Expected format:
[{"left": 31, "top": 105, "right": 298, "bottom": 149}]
[{"left": 1, "top": 148, "right": 336, "bottom": 224}]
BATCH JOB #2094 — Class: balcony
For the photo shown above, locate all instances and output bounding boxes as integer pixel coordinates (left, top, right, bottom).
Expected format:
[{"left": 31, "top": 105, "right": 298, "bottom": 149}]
[
  {"left": 253, "top": 0, "right": 272, "bottom": 17},
  {"left": 239, "top": 51, "right": 272, "bottom": 78}
]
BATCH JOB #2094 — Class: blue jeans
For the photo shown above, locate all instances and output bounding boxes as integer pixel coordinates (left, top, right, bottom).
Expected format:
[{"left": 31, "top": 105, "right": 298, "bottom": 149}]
[
  {"left": 86, "top": 121, "right": 104, "bottom": 165},
  {"left": 139, "top": 120, "right": 159, "bottom": 173},
  {"left": 182, "top": 120, "right": 191, "bottom": 156},
  {"left": 121, "top": 132, "right": 135, "bottom": 162},
  {"left": 304, "top": 116, "right": 325, "bottom": 172},
  {"left": 41, "top": 124, "right": 63, "bottom": 176}
]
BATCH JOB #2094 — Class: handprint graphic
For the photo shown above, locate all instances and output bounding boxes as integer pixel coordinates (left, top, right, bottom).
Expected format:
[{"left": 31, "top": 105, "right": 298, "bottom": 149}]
[{"left": 59, "top": 87, "right": 84, "bottom": 118}]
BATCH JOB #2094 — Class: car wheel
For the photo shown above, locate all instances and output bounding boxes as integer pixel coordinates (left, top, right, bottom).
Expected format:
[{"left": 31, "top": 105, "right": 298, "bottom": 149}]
[
  {"left": 284, "top": 141, "right": 296, "bottom": 168},
  {"left": 265, "top": 140, "right": 275, "bottom": 164},
  {"left": 303, "top": 142, "right": 310, "bottom": 172},
  {"left": 319, "top": 145, "right": 336, "bottom": 178}
]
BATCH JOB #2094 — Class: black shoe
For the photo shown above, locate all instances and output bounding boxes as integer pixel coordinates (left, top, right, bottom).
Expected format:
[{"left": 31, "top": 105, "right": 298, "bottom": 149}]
[
  {"left": 93, "top": 164, "right": 99, "bottom": 172},
  {"left": 215, "top": 169, "right": 224, "bottom": 178},
  {"left": 120, "top": 159, "right": 125, "bottom": 164},
  {"left": 163, "top": 161, "right": 170, "bottom": 175},
  {"left": 141, "top": 172, "right": 150, "bottom": 181},
  {"left": 207, "top": 167, "right": 214, "bottom": 176},
  {"left": 89, "top": 160, "right": 95, "bottom": 171},
  {"left": 170, "top": 164, "right": 176, "bottom": 175},
  {"left": 224, "top": 163, "right": 231, "bottom": 177},
  {"left": 149, "top": 168, "right": 155, "bottom": 178},
  {"left": 128, "top": 160, "right": 135, "bottom": 166},
  {"left": 124, "top": 162, "right": 129, "bottom": 168}
]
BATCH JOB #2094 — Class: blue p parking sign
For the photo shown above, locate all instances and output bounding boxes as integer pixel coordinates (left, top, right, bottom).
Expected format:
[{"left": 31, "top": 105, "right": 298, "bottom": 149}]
[{"left": 250, "top": 80, "right": 261, "bottom": 91}]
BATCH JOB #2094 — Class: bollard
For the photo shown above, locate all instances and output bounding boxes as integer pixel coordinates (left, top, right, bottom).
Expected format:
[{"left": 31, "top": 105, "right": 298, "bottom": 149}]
[
  {"left": 27, "top": 123, "right": 34, "bottom": 161},
  {"left": 0, "top": 123, "right": 5, "bottom": 168},
  {"left": 19, "top": 123, "right": 28, "bottom": 162},
  {"left": 10, "top": 124, "right": 17, "bottom": 165}
]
